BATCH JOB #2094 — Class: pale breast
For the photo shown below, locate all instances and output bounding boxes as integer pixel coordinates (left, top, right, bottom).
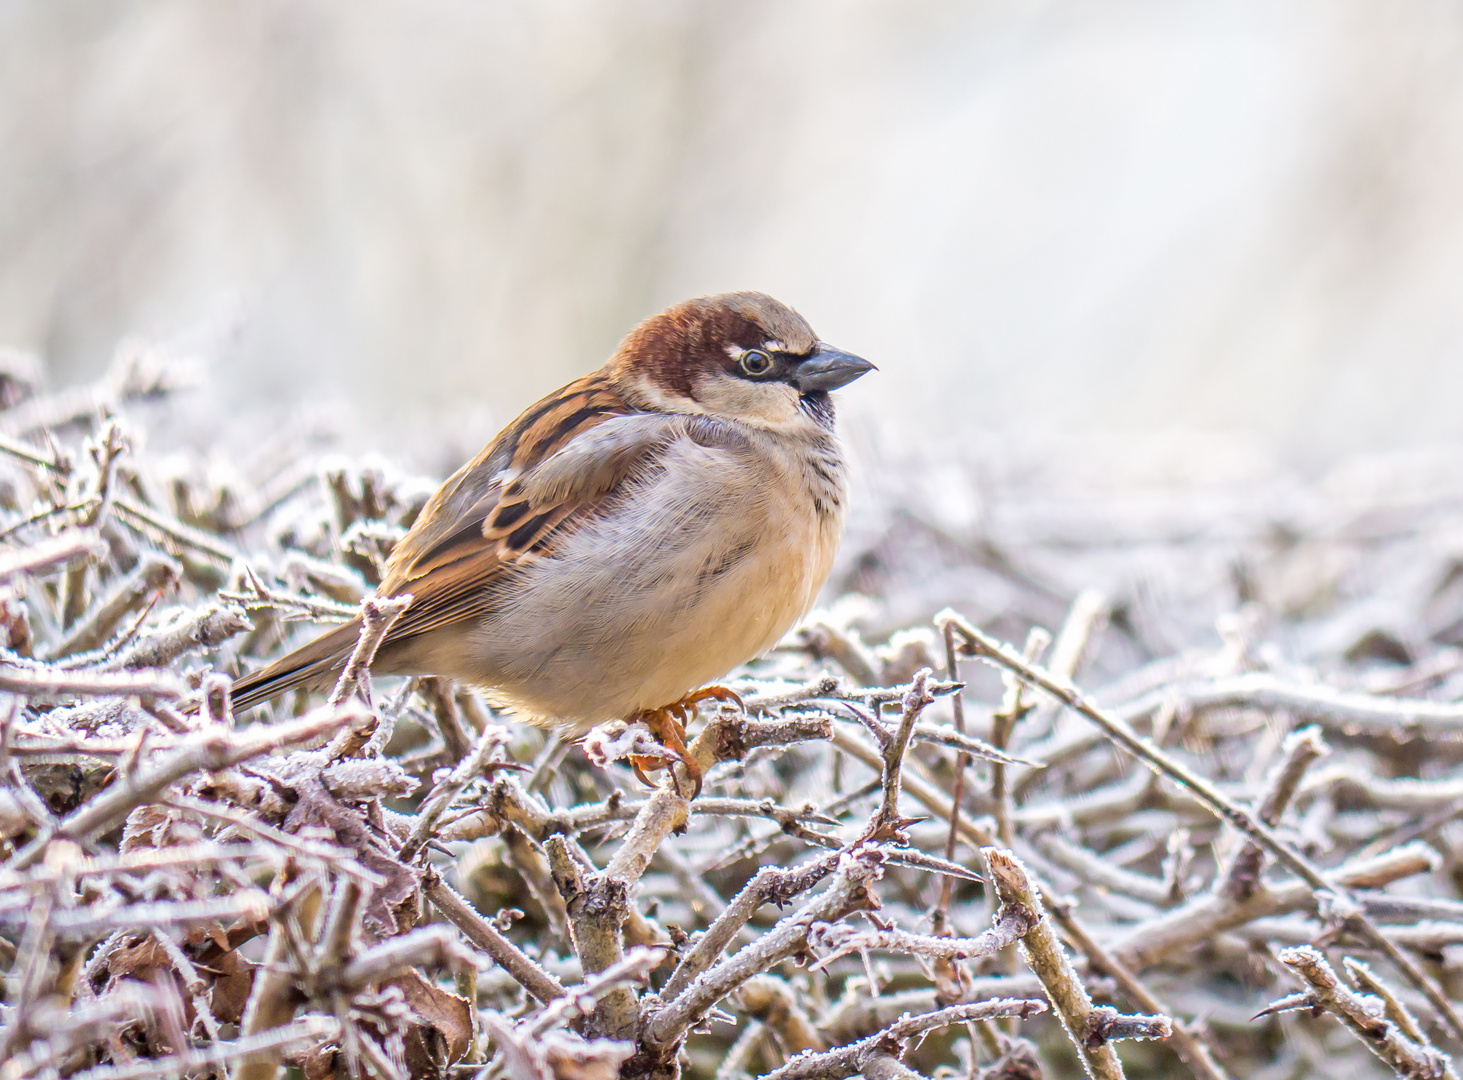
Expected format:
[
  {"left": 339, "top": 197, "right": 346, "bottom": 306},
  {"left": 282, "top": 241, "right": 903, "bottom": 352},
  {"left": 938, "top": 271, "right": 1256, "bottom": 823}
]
[{"left": 453, "top": 422, "right": 847, "bottom": 728}]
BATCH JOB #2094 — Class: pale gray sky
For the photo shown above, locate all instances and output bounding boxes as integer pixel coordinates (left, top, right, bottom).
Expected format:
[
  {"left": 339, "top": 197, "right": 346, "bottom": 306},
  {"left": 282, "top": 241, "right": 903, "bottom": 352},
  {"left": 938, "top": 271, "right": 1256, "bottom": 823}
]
[{"left": 4, "top": 1, "right": 1463, "bottom": 465}]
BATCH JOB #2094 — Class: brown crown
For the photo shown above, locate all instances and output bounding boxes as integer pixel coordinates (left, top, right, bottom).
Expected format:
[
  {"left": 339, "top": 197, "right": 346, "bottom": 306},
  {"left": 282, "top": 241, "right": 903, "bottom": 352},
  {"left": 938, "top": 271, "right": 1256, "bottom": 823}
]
[{"left": 609, "top": 292, "right": 818, "bottom": 401}]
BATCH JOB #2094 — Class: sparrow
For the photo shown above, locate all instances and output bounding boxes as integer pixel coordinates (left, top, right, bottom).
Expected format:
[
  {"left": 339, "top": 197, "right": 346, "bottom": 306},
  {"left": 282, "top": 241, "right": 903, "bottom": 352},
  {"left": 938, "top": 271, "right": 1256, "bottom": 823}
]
[{"left": 230, "top": 292, "right": 874, "bottom": 793}]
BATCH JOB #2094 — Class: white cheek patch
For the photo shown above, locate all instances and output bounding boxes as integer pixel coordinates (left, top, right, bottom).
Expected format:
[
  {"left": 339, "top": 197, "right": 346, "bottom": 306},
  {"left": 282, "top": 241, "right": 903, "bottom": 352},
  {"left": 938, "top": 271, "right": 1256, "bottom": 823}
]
[
  {"left": 695, "top": 376, "right": 804, "bottom": 430},
  {"left": 630, "top": 370, "right": 818, "bottom": 433}
]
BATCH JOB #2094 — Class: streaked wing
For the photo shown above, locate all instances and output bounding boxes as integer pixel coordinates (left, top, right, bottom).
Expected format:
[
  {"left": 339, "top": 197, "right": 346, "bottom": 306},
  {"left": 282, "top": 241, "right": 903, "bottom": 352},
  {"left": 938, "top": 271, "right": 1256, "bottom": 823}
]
[{"left": 377, "top": 372, "right": 684, "bottom": 641}]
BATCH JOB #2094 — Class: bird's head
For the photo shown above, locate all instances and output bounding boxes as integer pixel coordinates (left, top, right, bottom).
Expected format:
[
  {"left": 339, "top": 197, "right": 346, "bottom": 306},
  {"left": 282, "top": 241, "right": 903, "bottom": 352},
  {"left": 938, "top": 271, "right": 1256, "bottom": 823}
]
[{"left": 609, "top": 291, "right": 875, "bottom": 431}]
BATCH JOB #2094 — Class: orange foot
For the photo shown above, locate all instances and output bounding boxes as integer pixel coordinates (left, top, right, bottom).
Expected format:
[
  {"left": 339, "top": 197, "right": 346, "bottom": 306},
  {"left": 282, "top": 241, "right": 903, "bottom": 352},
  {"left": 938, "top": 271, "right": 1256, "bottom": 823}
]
[{"left": 627, "top": 686, "right": 744, "bottom": 798}]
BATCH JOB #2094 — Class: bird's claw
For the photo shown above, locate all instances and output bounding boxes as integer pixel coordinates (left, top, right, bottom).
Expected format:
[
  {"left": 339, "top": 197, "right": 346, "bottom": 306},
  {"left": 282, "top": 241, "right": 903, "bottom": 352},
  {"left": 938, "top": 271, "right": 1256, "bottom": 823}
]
[{"left": 625, "top": 686, "right": 744, "bottom": 798}]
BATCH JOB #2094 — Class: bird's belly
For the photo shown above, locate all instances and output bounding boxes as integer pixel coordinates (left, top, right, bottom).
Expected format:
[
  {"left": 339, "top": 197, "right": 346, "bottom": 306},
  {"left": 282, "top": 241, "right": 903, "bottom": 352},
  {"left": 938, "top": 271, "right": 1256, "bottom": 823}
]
[{"left": 445, "top": 460, "right": 841, "bottom": 729}]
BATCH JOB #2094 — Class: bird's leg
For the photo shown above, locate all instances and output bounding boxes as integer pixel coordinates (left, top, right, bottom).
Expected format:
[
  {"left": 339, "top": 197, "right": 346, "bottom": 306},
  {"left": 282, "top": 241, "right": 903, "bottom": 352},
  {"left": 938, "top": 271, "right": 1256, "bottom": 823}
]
[{"left": 626, "top": 687, "right": 743, "bottom": 797}]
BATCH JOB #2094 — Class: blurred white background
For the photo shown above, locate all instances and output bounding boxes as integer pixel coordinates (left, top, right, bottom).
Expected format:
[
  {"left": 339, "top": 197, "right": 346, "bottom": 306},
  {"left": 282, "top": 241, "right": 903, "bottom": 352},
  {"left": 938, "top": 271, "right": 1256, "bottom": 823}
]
[{"left": 4, "top": 0, "right": 1463, "bottom": 466}]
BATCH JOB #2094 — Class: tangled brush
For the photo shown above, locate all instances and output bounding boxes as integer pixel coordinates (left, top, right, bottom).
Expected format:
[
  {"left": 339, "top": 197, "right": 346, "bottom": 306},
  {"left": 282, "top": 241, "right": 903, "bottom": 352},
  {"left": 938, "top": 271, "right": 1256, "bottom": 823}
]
[{"left": 3, "top": 346, "right": 1463, "bottom": 1080}]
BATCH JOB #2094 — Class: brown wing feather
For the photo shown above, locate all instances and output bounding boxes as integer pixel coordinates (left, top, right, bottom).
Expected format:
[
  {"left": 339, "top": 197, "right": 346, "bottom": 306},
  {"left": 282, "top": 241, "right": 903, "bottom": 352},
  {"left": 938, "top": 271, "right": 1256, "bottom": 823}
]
[
  {"left": 375, "top": 371, "right": 647, "bottom": 641},
  {"left": 230, "top": 369, "right": 680, "bottom": 709},
  {"left": 385, "top": 371, "right": 627, "bottom": 584}
]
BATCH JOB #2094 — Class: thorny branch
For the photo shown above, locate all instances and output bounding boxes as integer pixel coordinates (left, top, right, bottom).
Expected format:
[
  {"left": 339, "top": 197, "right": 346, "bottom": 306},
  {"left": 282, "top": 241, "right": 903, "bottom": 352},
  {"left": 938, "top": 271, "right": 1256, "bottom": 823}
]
[
  {"left": 947, "top": 612, "right": 1463, "bottom": 1054},
  {"left": 1266, "top": 946, "right": 1458, "bottom": 1080},
  {"left": 981, "top": 847, "right": 1163, "bottom": 1080},
  {"left": 759, "top": 1000, "right": 1050, "bottom": 1080}
]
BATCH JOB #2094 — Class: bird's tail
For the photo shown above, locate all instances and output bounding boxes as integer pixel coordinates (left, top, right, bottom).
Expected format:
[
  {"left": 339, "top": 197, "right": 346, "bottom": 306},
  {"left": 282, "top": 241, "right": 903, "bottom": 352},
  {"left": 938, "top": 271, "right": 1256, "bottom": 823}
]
[{"left": 229, "top": 618, "right": 365, "bottom": 712}]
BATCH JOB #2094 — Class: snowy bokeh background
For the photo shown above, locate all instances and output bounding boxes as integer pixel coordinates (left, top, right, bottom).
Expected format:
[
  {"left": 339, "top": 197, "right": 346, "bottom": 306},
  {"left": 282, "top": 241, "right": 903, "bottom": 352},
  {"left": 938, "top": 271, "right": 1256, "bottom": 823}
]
[{"left": 4, "top": 1, "right": 1463, "bottom": 467}]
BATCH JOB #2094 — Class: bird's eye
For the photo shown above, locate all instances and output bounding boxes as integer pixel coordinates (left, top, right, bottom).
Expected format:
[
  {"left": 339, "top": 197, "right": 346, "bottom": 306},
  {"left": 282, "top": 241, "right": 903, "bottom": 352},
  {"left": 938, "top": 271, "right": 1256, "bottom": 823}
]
[{"left": 738, "top": 349, "right": 773, "bottom": 376}]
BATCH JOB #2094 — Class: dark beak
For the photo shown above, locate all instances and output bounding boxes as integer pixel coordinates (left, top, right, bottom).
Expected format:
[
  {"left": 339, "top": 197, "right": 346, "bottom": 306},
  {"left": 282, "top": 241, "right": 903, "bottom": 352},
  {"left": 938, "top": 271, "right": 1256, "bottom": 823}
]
[{"left": 792, "top": 343, "right": 876, "bottom": 393}]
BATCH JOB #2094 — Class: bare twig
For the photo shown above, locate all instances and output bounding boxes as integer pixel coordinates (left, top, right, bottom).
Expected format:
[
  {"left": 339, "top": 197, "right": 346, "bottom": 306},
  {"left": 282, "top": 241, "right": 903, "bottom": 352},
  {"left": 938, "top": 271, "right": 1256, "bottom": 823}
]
[
  {"left": 5, "top": 702, "right": 367, "bottom": 871},
  {"left": 0, "top": 663, "right": 184, "bottom": 698},
  {"left": 111, "top": 601, "right": 251, "bottom": 669},
  {"left": 739, "top": 975, "right": 827, "bottom": 1056},
  {"left": 982, "top": 847, "right": 1145, "bottom": 1080},
  {"left": 1273, "top": 946, "right": 1459, "bottom": 1080},
  {"left": 1046, "top": 899, "right": 1229, "bottom": 1080},
  {"left": 329, "top": 594, "right": 413, "bottom": 706},
  {"left": 1120, "top": 673, "right": 1463, "bottom": 739},
  {"left": 810, "top": 904, "right": 1034, "bottom": 969},
  {"left": 862, "top": 668, "right": 935, "bottom": 843},
  {"left": 760, "top": 999, "right": 1050, "bottom": 1080},
  {"left": 399, "top": 720, "right": 509, "bottom": 863},
  {"left": 424, "top": 874, "right": 567, "bottom": 1004},
  {"left": 859, "top": 1053, "right": 929, "bottom": 1080},
  {"left": 644, "top": 846, "right": 885, "bottom": 1056},
  {"left": 663, "top": 852, "right": 842, "bottom": 1002},
  {"left": 1110, "top": 841, "right": 1439, "bottom": 971},
  {"left": 1216, "top": 726, "right": 1328, "bottom": 902},
  {"left": 547, "top": 835, "right": 637, "bottom": 1040},
  {"left": 236, "top": 876, "right": 324, "bottom": 1080},
  {"left": 48, "top": 552, "right": 180, "bottom": 658},
  {"left": 0, "top": 529, "right": 107, "bottom": 581},
  {"left": 987, "top": 626, "right": 1051, "bottom": 847},
  {"left": 1343, "top": 957, "right": 1432, "bottom": 1049}
]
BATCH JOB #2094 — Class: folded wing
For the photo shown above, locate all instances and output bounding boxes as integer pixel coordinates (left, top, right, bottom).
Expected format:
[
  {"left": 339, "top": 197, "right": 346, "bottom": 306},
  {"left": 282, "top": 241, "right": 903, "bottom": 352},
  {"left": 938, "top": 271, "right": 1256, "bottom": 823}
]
[{"left": 230, "top": 375, "right": 689, "bottom": 709}]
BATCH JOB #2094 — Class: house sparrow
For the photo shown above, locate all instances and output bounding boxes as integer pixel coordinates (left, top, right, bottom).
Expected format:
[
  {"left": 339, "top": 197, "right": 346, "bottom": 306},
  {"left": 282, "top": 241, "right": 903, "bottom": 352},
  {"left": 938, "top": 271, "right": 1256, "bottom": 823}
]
[{"left": 231, "top": 292, "right": 874, "bottom": 792}]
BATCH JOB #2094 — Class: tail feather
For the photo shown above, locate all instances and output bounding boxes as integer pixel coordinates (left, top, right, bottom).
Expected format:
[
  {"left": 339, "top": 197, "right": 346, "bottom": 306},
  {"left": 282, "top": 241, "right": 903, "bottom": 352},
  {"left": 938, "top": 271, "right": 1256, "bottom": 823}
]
[{"left": 229, "top": 618, "right": 365, "bottom": 711}]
